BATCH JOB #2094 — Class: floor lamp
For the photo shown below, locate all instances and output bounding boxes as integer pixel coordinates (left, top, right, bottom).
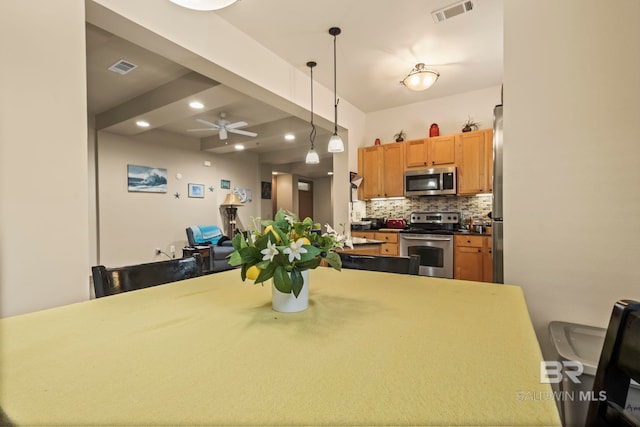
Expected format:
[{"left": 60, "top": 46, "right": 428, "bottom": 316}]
[{"left": 221, "top": 193, "right": 243, "bottom": 237}]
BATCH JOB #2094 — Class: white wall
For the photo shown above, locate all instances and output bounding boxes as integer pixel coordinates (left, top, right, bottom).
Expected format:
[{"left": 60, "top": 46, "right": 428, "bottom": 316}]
[
  {"left": 0, "top": 1, "right": 90, "bottom": 317},
  {"left": 365, "top": 85, "right": 502, "bottom": 146},
  {"left": 504, "top": 0, "right": 640, "bottom": 357},
  {"left": 88, "top": 0, "right": 365, "bottom": 232},
  {"left": 313, "top": 176, "right": 334, "bottom": 230},
  {"left": 97, "top": 130, "right": 260, "bottom": 267}
]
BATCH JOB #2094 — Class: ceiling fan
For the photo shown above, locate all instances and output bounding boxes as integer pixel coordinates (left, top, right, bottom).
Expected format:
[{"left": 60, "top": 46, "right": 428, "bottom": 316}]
[{"left": 187, "top": 113, "right": 258, "bottom": 140}]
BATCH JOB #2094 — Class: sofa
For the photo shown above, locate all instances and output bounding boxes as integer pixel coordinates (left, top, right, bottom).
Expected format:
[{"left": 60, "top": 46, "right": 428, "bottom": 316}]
[{"left": 185, "top": 225, "right": 235, "bottom": 273}]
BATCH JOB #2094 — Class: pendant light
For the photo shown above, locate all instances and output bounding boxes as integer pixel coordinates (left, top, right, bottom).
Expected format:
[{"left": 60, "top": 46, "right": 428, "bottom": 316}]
[
  {"left": 305, "top": 61, "right": 320, "bottom": 165},
  {"left": 327, "top": 27, "right": 345, "bottom": 153}
]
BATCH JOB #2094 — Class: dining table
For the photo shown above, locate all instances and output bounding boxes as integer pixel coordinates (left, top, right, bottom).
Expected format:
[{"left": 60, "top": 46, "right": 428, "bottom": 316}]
[{"left": 0, "top": 268, "right": 561, "bottom": 426}]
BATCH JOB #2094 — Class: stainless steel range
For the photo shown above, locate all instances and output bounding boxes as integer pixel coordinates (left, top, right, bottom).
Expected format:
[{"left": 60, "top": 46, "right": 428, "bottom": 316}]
[{"left": 399, "top": 212, "right": 460, "bottom": 278}]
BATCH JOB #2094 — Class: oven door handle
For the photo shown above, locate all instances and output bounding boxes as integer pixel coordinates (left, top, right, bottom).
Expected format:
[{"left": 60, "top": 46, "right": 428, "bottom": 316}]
[{"left": 401, "top": 236, "right": 452, "bottom": 242}]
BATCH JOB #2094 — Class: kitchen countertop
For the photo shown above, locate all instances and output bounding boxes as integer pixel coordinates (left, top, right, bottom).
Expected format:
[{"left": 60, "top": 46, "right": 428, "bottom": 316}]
[{"left": 351, "top": 238, "right": 383, "bottom": 245}]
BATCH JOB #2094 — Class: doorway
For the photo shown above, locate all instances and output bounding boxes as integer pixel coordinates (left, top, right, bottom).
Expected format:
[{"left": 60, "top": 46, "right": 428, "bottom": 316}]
[{"left": 298, "top": 180, "right": 313, "bottom": 220}]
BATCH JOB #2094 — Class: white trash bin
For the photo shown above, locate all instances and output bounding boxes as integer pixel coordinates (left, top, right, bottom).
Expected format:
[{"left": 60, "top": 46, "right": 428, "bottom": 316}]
[{"left": 549, "top": 321, "right": 640, "bottom": 426}]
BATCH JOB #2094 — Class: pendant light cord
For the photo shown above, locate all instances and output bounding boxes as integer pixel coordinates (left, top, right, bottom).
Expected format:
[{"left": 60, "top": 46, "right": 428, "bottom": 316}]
[
  {"left": 332, "top": 32, "right": 339, "bottom": 135},
  {"left": 307, "top": 61, "right": 317, "bottom": 149}
]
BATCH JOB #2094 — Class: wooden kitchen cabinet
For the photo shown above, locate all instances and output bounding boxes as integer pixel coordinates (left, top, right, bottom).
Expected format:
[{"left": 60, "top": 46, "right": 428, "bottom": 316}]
[
  {"left": 405, "top": 136, "right": 456, "bottom": 169},
  {"left": 374, "top": 231, "right": 399, "bottom": 256},
  {"left": 455, "top": 129, "right": 493, "bottom": 195},
  {"left": 454, "top": 234, "right": 492, "bottom": 282},
  {"left": 358, "top": 143, "right": 404, "bottom": 199},
  {"left": 351, "top": 231, "right": 375, "bottom": 240}
]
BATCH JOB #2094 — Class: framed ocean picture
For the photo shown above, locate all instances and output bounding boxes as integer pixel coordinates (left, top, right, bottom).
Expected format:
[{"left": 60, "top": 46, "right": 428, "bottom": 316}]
[
  {"left": 188, "top": 183, "right": 205, "bottom": 198},
  {"left": 127, "top": 165, "right": 168, "bottom": 193}
]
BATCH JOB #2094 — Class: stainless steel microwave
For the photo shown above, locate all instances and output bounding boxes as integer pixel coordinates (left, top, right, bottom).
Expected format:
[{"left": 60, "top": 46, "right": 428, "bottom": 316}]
[{"left": 404, "top": 167, "right": 456, "bottom": 196}]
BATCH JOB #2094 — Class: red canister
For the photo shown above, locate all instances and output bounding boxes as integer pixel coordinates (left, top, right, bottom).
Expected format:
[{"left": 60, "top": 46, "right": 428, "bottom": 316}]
[{"left": 429, "top": 123, "right": 440, "bottom": 137}]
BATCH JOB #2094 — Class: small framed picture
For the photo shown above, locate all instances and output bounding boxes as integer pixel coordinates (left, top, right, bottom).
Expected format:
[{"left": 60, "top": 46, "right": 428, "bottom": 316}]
[
  {"left": 261, "top": 181, "right": 272, "bottom": 199},
  {"left": 220, "top": 179, "right": 231, "bottom": 189},
  {"left": 188, "top": 183, "right": 205, "bottom": 198}
]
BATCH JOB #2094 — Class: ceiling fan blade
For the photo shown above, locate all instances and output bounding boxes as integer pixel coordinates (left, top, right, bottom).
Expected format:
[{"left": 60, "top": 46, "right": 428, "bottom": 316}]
[
  {"left": 225, "top": 121, "right": 248, "bottom": 129},
  {"left": 227, "top": 129, "right": 257, "bottom": 137},
  {"left": 219, "top": 128, "right": 228, "bottom": 140},
  {"left": 196, "top": 119, "right": 220, "bottom": 129},
  {"left": 187, "top": 128, "right": 218, "bottom": 132}
]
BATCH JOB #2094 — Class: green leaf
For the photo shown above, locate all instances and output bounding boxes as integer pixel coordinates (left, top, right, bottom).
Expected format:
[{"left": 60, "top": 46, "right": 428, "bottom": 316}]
[
  {"left": 298, "top": 245, "right": 321, "bottom": 261},
  {"left": 239, "top": 247, "right": 262, "bottom": 265},
  {"left": 255, "top": 262, "right": 277, "bottom": 284},
  {"left": 273, "top": 266, "right": 292, "bottom": 293},
  {"left": 231, "top": 232, "right": 246, "bottom": 251},
  {"left": 240, "top": 263, "right": 248, "bottom": 281},
  {"left": 295, "top": 258, "right": 320, "bottom": 271},
  {"left": 325, "top": 252, "right": 342, "bottom": 270},
  {"left": 290, "top": 269, "right": 304, "bottom": 297},
  {"left": 228, "top": 250, "right": 244, "bottom": 266}
]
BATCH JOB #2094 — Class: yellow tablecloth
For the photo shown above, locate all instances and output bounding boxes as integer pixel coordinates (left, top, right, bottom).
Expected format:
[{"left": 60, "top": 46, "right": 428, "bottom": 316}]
[{"left": 0, "top": 269, "right": 560, "bottom": 426}]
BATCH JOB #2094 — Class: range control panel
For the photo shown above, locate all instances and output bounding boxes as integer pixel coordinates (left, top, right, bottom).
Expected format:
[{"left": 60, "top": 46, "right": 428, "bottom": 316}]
[{"left": 409, "top": 212, "right": 460, "bottom": 225}]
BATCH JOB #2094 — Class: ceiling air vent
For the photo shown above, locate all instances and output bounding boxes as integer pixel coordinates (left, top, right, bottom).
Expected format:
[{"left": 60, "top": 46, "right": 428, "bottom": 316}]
[
  {"left": 108, "top": 59, "right": 137, "bottom": 75},
  {"left": 432, "top": 0, "right": 474, "bottom": 23}
]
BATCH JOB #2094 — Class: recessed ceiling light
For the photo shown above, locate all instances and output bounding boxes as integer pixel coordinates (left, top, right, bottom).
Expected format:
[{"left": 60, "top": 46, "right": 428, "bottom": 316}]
[
  {"left": 328, "top": 171, "right": 334, "bottom": 175},
  {"left": 284, "top": 133, "right": 295, "bottom": 141},
  {"left": 136, "top": 120, "right": 150, "bottom": 128},
  {"left": 234, "top": 144, "right": 245, "bottom": 150},
  {"left": 272, "top": 171, "right": 279, "bottom": 175},
  {"left": 189, "top": 101, "right": 204, "bottom": 109}
]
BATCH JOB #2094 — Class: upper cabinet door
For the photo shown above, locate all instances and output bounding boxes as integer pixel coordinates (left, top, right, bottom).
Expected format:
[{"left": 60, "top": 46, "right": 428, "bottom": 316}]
[
  {"left": 405, "top": 139, "right": 429, "bottom": 168},
  {"left": 429, "top": 135, "right": 456, "bottom": 166},
  {"left": 383, "top": 143, "right": 405, "bottom": 197},
  {"left": 358, "top": 146, "right": 384, "bottom": 199},
  {"left": 456, "top": 130, "right": 486, "bottom": 195}
]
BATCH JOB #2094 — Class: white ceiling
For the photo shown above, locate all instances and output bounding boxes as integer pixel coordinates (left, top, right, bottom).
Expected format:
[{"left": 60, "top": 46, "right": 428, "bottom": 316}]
[{"left": 86, "top": 0, "right": 503, "bottom": 178}]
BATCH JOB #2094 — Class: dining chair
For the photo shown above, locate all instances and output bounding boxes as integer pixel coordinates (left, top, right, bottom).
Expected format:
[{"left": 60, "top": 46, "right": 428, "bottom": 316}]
[
  {"left": 586, "top": 299, "right": 640, "bottom": 427},
  {"left": 338, "top": 253, "right": 420, "bottom": 275},
  {"left": 92, "top": 255, "right": 202, "bottom": 298}
]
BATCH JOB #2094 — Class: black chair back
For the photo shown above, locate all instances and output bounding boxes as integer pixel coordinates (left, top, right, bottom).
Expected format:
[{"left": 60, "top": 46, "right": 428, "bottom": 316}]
[
  {"left": 92, "top": 255, "right": 202, "bottom": 298},
  {"left": 339, "top": 253, "right": 420, "bottom": 275},
  {"left": 586, "top": 299, "right": 640, "bottom": 427}
]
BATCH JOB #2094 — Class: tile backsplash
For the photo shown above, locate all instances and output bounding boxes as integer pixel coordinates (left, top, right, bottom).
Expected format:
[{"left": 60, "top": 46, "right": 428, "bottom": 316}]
[{"left": 366, "top": 195, "right": 492, "bottom": 223}]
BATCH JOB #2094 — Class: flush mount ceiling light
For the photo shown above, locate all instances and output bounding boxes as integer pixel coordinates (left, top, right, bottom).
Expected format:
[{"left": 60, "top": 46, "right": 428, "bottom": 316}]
[
  {"left": 305, "top": 61, "right": 320, "bottom": 165},
  {"left": 327, "top": 27, "right": 345, "bottom": 153},
  {"left": 401, "top": 63, "right": 440, "bottom": 91},
  {"left": 284, "top": 133, "right": 295, "bottom": 141},
  {"left": 169, "top": 0, "right": 237, "bottom": 11},
  {"left": 136, "top": 120, "right": 150, "bottom": 128},
  {"left": 189, "top": 101, "right": 204, "bottom": 109}
]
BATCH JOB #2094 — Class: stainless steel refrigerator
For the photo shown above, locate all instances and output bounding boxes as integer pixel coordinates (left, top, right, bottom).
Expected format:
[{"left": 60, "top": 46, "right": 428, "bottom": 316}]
[{"left": 492, "top": 104, "right": 504, "bottom": 283}]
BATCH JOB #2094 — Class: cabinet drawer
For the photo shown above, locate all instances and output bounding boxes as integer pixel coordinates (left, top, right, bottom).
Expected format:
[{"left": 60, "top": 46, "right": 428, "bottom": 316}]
[
  {"left": 352, "top": 231, "right": 375, "bottom": 240},
  {"left": 380, "top": 243, "right": 399, "bottom": 256},
  {"left": 374, "top": 232, "right": 398, "bottom": 243},
  {"left": 454, "top": 235, "right": 484, "bottom": 247}
]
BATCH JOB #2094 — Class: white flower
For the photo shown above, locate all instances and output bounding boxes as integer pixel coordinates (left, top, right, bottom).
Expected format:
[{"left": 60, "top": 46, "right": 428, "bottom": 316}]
[
  {"left": 284, "top": 214, "right": 295, "bottom": 225},
  {"left": 260, "top": 240, "right": 279, "bottom": 262},
  {"left": 283, "top": 239, "right": 308, "bottom": 263},
  {"left": 324, "top": 224, "right": 353, "bottom": 249}
]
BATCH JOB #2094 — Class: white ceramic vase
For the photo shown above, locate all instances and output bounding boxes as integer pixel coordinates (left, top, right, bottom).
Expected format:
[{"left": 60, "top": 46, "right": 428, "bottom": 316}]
[{"left": 271, "top": 270, "right": 309, "bottom": 313}]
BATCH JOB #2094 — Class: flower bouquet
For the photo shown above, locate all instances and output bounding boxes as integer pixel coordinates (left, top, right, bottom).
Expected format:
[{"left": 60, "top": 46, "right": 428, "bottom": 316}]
[{"left": 228, "top": 209, "right": 352, "bottom": 298}]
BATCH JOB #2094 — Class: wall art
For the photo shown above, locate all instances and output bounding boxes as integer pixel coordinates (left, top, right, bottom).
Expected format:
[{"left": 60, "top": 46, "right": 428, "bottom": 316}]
[
  {"left": 220, "top": 179, "right": 231, "bottom": 189},
  {"left": 127, "top": 164, "right": 167, "bottom": 193},
  {"left": 261, "top": 181, "right": 272, "bottom": 199},
  {"left": 188, "top": 183, "right": 205, "bottom": 198}
]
